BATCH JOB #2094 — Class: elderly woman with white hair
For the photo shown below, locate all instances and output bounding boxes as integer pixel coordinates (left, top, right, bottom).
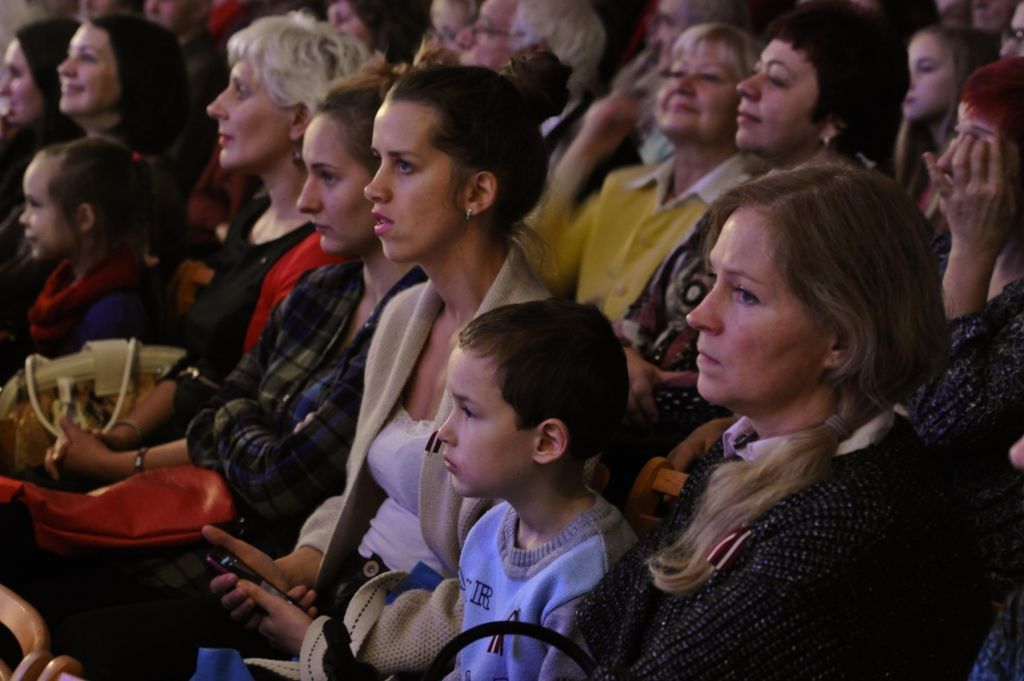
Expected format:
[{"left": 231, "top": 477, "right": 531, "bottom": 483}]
[{"left": 52, "top": 12, "right": 370, "bottom": 474}]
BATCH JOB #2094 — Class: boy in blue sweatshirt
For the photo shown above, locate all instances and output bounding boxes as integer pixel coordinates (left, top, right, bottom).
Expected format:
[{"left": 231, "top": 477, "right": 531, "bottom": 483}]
[
  {"left": 437, "top": 298, "right": 637, "bottom": 681},
  {"left": 233, "top": 299, "right": 636, "bottom": 680}
]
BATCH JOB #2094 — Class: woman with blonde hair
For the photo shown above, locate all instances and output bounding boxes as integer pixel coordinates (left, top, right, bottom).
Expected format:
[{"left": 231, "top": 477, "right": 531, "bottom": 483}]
[{"left": 576, "top": 162, "right": 991, "bottom": 679}]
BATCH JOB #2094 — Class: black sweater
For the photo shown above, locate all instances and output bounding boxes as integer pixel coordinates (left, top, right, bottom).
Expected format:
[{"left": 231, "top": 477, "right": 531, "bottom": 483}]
[{"left": 577, "top": 417, "right": 992, "bottom": 680}]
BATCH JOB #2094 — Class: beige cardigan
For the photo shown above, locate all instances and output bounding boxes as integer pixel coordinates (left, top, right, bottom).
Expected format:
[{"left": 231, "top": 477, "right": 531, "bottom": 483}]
[{"left": 293, "top": 246, "right": 549, "bottom": 673}]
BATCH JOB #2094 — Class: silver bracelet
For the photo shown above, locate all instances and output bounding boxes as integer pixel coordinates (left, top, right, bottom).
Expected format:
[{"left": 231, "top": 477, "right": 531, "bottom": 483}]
[{"left": 112, "top": 418, "right": 144, "bottom": 444}]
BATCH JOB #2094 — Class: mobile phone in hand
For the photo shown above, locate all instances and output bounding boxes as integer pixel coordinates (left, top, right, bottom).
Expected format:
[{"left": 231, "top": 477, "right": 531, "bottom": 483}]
[{"left": 205, "top": 547, "right": 296, "bottom": 606}]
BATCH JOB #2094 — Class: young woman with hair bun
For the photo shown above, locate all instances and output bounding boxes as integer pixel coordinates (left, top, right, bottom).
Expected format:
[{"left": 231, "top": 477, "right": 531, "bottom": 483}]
[{"left": 198, "top": 54, "right": 569, "bottom": 678}]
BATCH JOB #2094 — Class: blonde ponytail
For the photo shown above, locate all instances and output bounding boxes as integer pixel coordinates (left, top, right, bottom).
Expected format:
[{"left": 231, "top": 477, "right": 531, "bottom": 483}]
[{"left": 649, "top": 420, "right": 839, "bottom": 593}]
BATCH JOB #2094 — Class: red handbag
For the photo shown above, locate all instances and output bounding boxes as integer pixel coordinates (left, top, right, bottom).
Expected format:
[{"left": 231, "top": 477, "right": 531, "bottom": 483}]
[{"left": 0, "top": 466, "right": 236, "bottom": 556}]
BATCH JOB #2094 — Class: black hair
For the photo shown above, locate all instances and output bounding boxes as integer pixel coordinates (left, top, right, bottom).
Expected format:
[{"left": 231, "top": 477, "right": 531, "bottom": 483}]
[
  {"left": 458, "top": 299, "right": 629, "bottom": 461},
  {"left": 90, "top": 13, "right": 189, "bottom": 154},
  {"left": 768, "top": 0, "right": 908, "bottom": 171},
  {"left": 15, "top": 17, "right": 83, "bottom": 146},
  {"left": 387, "top": 52, "right": 570, "bottom": 238},
  {"left": 345, "top": 0, "right": 431, "bottom": 64}
]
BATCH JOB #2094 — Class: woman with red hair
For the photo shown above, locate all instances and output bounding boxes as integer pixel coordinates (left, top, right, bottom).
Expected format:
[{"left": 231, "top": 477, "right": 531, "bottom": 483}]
[{"left": 911, "top": 56, "right": 1024, "bottom": 599}]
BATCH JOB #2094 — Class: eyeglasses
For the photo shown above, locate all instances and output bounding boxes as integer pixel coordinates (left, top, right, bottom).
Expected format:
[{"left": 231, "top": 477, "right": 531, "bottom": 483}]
[
  {"left": 472, "top": 21, "right": 511, "bottom": 39},
  {"left": 470, "top": 20, "right": 533, "bottom": 46},
  {"left": 1003, "top": 27, "right": 1024, "bottom": 48},
  {"left": 427, "top": 27, "right": 460, "bottom": 47}
]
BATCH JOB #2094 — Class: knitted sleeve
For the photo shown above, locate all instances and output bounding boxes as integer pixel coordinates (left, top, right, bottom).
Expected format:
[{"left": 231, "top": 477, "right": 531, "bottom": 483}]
[
  {"left": 906, "top": 304, "right": 1024, "bottom": 447},
  {"left": 537, "top": 597, "right": 590, "bottom": 681},
  {"left": 585, "top": 569, "right": 846, "bottom": 681},
  {"left": 354, "top": 578, "right": 465, "bottom": 674}
]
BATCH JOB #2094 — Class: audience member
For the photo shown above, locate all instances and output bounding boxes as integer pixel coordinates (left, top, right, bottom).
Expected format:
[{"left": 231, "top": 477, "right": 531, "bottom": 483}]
[
  {"left": 910, "top": 56, "right": 1024, "bottom": 598},
  {"left": 0, "top": 17, "right": 82, "bottom": 381},
  {"left": 974, "top": 0, "right": 1018, "bottom": 33},
  {"left": 612, "top": 0, "right": 907, "bottom": 475},
  {"left": 895, "top": 26, "right": 998, "bottom": 228},
  {"left": 239, "top": 300, "right": 636, "bottom": 680},
  {"left": 577, "top": 162, "right": 991, "bottom": 680},
  {"left": 1000, "top": 0, "right": 1024, "bottom": 57},
  {"left": 968, "top": 434, "right": 1024, "bottom": 681},
  {"left": 326, "top": 0, "right": 430, "bottom": 63},
  {"left": 0, "top": 18, "right": 81, "bottom": 217},
  {"left": 25, "top": 68, "right": 425, "bottom": 678},
  {"left": 499, "top": 0, "right": 639, "bottom": 202},
  {"left": 534, "top": 24, "right": 758, "bottom": 321},
  {"left": 938, "top": 0, "right": 973, "bottom": 25},
  {"left": 145, "top": 0, "right": 229, "bottom": 195},
  {"left": 608, "top": 0, "right": 750, "bottom": 165},
  {"left": 58, "top": 13, "right": 368, "bottom": 449},
  {"left": 426, "top": 0, "right": 475, "bottom": 52},
  {"left": 22, "top": 138, "right": 151, "bottom": 356},
  {"left": 738, "top": 1, "right": 907, "bottom": 170},
  {"left": 58, "top": 13, "right": 190, "bottom": 279},
  {"left": 435, "top": 301, "right": 634, "bottom": 681},
  {"left": 198, "top": 56, "right": 564, "bottom": 678},
  {"left": 455, "top": 0, "right": 516, "bottom": 69}
]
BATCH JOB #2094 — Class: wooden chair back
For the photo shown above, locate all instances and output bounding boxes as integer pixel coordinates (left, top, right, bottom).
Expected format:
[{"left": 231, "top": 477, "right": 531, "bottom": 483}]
[
  {"left": 624, "top": 457, "right": 689, "bottom": 536},
  {"left": 0, "top": 583, "right": 50, "bottom": 681},
  {"left": 37, "top": 656, "right": 84, "bottom": 681}
]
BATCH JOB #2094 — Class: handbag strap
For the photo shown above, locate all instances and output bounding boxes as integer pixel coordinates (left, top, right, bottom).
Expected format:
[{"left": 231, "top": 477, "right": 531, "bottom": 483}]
[
  {"left": 23, "top": 338, "right": 140, "bottom": 439},
  {"left": 25, "top": 354, "right": 60, "bottom": 438},
  {"left": 421, "top": 621, "right": 597, "bottom": 681},
  {"left": 100, "top": 337, "right": 138, "bottom": 433}
]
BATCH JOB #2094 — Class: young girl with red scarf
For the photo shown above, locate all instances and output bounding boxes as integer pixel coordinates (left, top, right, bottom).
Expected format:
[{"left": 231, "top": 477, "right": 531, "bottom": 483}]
[{"left": 21, "top": 137, "right": 150, "bottom": 357}]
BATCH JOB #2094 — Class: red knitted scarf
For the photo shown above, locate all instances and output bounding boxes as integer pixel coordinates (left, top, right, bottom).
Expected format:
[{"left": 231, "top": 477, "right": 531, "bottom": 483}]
[{"left": 27, "top": 246, "right": 141, "bottom": 355}]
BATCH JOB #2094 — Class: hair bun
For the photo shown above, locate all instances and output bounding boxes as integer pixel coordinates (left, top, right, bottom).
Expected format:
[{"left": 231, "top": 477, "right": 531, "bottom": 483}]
[
  {"left": 356, "top": 53, "right": 406, "bottom": 98},
  {"left": 502, "top": 51, "right": 571, "bottom": 124}
]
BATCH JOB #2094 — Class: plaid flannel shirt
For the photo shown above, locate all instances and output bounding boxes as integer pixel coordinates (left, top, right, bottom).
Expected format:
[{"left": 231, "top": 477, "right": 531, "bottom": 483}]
[{"left": 186, "top": 262, "right": 425, "bottom": 521}]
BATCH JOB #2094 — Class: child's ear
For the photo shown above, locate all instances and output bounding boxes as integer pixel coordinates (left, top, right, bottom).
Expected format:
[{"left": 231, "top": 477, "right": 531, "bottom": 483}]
[
  {"left": 533, "top": 418, "right": 570, "bottom": 465},
  {"left": 74, "top": 203, "right": 96, "bottom": 235}
]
